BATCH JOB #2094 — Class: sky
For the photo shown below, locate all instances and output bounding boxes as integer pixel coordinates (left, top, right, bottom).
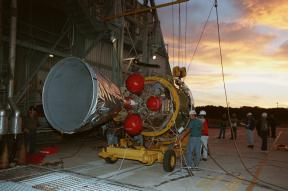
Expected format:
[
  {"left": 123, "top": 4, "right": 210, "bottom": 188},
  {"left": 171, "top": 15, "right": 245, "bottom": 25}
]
[{"left": 156, "top": 0, "right": 288, "bottom": 108}]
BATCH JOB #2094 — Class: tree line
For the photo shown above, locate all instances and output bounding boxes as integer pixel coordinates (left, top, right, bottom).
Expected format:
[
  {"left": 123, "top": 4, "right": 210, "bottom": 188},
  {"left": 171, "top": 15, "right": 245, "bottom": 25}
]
[{"left": 195, "top": 105, "right": 288, "bottom": 126}]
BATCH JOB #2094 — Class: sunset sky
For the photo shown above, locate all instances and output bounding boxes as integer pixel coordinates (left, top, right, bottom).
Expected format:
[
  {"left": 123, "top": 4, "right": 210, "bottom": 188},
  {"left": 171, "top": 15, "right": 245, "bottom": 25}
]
[{"left": 157, "top": 0, "right": 288, "bottom": 108}]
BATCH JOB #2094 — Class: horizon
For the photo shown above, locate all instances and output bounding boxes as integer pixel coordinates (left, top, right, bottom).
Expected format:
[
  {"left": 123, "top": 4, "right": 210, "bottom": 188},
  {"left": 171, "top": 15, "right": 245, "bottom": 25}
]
[
  {"left": 157, "top": 0, "right": 288, "bottom": 108},
  {"left": 196, "top": 105, "right": 288, "bottom": 110}
]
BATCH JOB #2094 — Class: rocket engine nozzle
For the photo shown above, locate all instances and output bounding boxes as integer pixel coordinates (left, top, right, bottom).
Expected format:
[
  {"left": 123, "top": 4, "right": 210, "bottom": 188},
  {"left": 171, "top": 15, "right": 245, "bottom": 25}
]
[{"left": 42, "top": 57, "right": 123, "bottom": 134}]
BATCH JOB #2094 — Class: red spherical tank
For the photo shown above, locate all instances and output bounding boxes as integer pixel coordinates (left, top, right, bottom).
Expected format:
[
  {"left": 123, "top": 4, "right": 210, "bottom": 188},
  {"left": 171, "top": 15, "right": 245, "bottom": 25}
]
[
  {"left": 126, "top": 73, "right": 144, "bottom": 94},
  {"left": 146, "top": 96, "right": 162, "bottom": 112},
  {"left": 124, "top": 114, "right": 143, "bottom": 136}
]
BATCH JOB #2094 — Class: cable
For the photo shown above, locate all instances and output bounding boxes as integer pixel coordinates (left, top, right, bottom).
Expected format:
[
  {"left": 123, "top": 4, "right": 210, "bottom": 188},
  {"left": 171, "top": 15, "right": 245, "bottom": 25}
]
[
  {"left": 125, "top": 24, "right": 139, "bottom": 57},
  {"left": 186, "top": 3, "right": 214, "bottom": 73},
  {"left": 214, "top": 1, "right": 288, "bottom": 190},
  {"left": 60, "top": 140, "right": 85, "bottom": 162},
  {"left": 178, "top": 3, "right": 181, "bottom": 68},
  {"left": 184, "top": 1, "right": 188, "bottom": 69},
  {"left": 171, "top": 0, "right": 175, "bottom": 69},
  {"left": 170, "top": 118, "right": 284, "bottom": 191},
  {"left": 118, "top": 145, "right": 128, "bottom": 171},
  {"left": 205, "top": 146, "right": 285, "bottom": 191}
]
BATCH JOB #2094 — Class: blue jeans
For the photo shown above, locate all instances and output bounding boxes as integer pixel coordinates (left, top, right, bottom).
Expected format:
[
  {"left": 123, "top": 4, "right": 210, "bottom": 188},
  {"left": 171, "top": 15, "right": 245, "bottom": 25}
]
[
  {"left": 186, "top": 137, "right": 201, "bottom": 167},
  {"left": 106, "top": 132, "right": 118, "bottom": 145},
  {"left": 246, "top": 129, "right": 254, "bottom": 145},
  {"left": 218, "top": 126, "right": 226, "bottom": 138}
]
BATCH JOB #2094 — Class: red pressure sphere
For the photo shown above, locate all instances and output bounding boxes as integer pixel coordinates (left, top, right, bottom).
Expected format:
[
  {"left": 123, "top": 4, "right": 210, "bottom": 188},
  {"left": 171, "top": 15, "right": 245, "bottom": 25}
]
[
  {"left": 126, "top": 73, "right": 144, "bottom": 94},
  {"left": 124, "top": 114, "right": 143, "bottom": 136},
  {"left": 146, "top": 96, "right": 162, "bottom": 112}
]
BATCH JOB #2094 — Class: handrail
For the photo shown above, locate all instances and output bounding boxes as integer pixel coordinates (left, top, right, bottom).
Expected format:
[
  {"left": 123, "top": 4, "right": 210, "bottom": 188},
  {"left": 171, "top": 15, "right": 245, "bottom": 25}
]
[{"left": 8, "top": 97, "right": 20, "bottom": 117}]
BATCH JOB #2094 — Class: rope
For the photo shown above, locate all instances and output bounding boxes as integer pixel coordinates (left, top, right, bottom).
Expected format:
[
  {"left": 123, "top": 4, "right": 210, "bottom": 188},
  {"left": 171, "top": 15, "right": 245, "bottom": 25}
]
[
  {"left": 167, "top": 119, "right": 195, "bottom": 176},
  {"left": 170, "top": 118, "right": 284, "bottom": 190},
  {"left": 171, "top": 1, "right": 175, "bottom": 69},
  {"left": 118, "top": 145, "right": 128, "bottom": 171},
  {"left": 214, "top": 1, "right": 288, "bottom": 190},
  {"left": 178, "top": 3, "right": 181, "bottom": 68},
  {"left": 200, "top": 138, "right": 285, "bottom": 191},
  {"left": 184, "top": 1, "right": 188, "bottom": 69},
  {"left": 186, "top": 3, "right": 214, "bottom": 73},
  {"left": 125, "top": 24, "right": 139, "bottom": 57}
]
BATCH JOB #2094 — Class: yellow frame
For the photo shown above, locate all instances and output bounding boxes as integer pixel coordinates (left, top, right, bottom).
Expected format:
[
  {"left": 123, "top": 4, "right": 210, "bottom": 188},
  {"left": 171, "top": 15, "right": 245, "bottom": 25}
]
[{"left": 142, "top": 76, "right": 180, "bottom": 137}]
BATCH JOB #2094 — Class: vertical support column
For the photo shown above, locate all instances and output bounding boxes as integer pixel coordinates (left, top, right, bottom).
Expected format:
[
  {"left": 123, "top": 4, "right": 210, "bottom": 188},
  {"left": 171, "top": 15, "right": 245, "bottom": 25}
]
[
  {"left": 116, "top": 19, "right": 124, "bottom": 86},
  {"left": 0, "top": 0, "right": 3, "bottom": 75},
  {"left": 111, "top": 0, "right": 124, "bottom": 86},
  {"left": 141, "top": 15, "right": 149, "bottom": 75},
  {"left": 8, "top": 0, "right": 17, "bottom": 97},
  {"left": 0, "top": 0, "right": 6, "bottom": 105}
]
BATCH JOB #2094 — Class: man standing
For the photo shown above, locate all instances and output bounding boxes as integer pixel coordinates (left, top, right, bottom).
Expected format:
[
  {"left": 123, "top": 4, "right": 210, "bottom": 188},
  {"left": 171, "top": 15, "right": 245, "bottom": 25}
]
[
  {"left": 257, "top": 112, "right": 270, "bottom": 152},
  {"left": 269, "top": 114, "right": 277, "bottom": 139},
  {"left": 186, "top": 110, "right": 202, "bottom": 168},
  {"left": 230, "top": 113, "right": 238, "bottom": 140},
  {"left": 199, "top": 110, "right": 209, "bottom": 161},
  {"left": 23, "top": 106, "right": 39, "bottom": 154},
  {"left": 218, "top": 113, "right": 227, "bottom": 139},
  {"left": 245, "top": 112, "right": 256, "bottom": 149}
]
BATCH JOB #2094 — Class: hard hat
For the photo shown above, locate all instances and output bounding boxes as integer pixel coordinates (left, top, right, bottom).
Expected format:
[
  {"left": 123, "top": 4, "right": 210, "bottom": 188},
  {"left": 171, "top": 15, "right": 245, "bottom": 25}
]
[
  {"left": 262, "top": 112, "right": 268, "bottom": 118},
  {"left": 199, "top": 110, "right": 206, "bottom": 116},
  {"left": 247, "top": 112, "right": 252, "bottom": 116},
  {"left": 189, "top": 110, "right": 197, "bottom": 115}
]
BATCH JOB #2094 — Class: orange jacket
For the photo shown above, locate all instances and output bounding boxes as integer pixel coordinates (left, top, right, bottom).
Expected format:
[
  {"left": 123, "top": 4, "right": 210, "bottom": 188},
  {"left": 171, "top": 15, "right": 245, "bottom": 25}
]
[{"left": 201, "top": 119, "right": 209, "bottom": 136}]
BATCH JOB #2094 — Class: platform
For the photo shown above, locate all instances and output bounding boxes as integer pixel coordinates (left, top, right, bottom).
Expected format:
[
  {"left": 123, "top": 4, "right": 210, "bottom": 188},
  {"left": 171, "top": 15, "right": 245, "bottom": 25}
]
[{"left": 0, "top": 127, "right": 287, "bottom": 191}]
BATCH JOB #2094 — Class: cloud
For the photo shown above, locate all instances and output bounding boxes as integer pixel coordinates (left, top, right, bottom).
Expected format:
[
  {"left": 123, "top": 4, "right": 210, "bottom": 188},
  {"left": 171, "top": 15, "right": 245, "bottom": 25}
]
[
  {"left": 276, "top": 40, "right": 288, "bottom": 56},
  {"left": 236, "top": 0, "right": 288, "bottom": 29},
  {"left": 158, "top": 0, "right": 288, "bottom": 107}
]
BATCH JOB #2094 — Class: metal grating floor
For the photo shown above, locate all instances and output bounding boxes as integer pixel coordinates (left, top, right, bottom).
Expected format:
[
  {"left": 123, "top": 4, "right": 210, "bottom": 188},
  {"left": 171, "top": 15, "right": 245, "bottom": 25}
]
[
  {"left": 0, "top": 166, "right": 51, "bottom": 182},
  {"left": 0, "top": 166, "right": 146, "bottom": 191}
]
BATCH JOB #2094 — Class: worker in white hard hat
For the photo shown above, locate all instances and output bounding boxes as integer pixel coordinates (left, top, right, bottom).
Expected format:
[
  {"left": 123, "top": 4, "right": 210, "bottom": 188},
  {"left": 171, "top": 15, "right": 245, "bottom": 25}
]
[
  {"left": 230, "top": 113, "right": 238, "bottom": 140},
  {"left": 199, "top": 110, "right": 209, "bottom": 161},
  {"left": 186, "top": 110, "right": 202, "bottom": 169},
  {"left": 257, "top": 112, "right": 270, "bottom": 152},
  {"left": 245, "top": 112, "right": 256, "bottom": 149}
]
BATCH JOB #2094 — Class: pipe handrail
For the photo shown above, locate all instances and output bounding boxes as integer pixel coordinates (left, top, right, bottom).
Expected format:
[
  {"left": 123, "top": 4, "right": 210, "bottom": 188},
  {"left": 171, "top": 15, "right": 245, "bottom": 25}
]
[{"left": 8, "top": 97, "right": 20, "bottom": 117}]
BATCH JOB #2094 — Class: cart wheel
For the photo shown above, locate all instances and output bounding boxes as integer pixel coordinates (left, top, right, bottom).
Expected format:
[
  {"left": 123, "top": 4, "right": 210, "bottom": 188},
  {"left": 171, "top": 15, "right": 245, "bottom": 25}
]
[
  {"left": 163, "top": 150, "right": 176, "bottom": 172},
  {"left": 105, "top": 157, "right": 118, "bottom": 164}
]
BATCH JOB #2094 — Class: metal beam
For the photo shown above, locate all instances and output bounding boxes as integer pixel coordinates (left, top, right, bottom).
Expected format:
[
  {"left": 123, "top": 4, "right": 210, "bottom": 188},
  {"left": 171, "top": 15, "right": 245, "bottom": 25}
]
[
  {"left": 104, "top": 0, "right": 188, "bottom": 21},
  {"left": 81, "top": 32, "right": 106, "bottom": 59},
  {"left": 15, "top": 26, "right": 71, "bottom": 103},
  {"left": 2, "top": 36, "right": 70, "bottom": 58}
]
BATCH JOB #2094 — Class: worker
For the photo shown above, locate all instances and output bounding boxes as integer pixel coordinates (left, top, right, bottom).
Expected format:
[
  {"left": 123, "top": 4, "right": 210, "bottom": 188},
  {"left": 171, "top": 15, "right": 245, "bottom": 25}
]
[
  {"left": 245, "top": 112, "right": 256, "bottom": 149},
  {"left": 268, "top": 114, "right": 277, "bottom": 139},
  {"left": 218, "top": 113, "right": 227, "bottom": 139},
  {"left": 199, "top": 110, "right": 209, "bottom": 161},
  {"left": 230, "top": 113, "right": 238, "bottom": 140},
  {"left": 23, "top": 106, "right": 39, "bottom": 154},
  {"left": 186, "top": 110, "right": 202, "bottom": 169},
  {"left": 105, "top": 120, "right": 120, "bottom": 146},
  {"left": 257, "top": 112, "right": 270, "bottom": 152}
]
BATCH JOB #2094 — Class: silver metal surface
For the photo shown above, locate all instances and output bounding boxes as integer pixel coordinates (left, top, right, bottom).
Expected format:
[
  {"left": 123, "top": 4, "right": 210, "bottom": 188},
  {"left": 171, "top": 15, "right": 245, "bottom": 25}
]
[
  {"left": 8, "top": 0, "right": 17, "bottom": 97},
  {"left": 8, "top": 97, "right": 22, "bottom": 135},
  {"left": 0, "top": 181, "right": 38, "bottom": 191},
  {"left": 43, "top": 57, "right": 123, "bottom": 134},
  {"left": 0, "top": 166, "right": 145, "bottom": 191},
  {"left": 22, "top": 172, "right": 142, "bottom": 191},
  {"left": 0, "top": 109, "right": 8, "bottom": 135}
]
